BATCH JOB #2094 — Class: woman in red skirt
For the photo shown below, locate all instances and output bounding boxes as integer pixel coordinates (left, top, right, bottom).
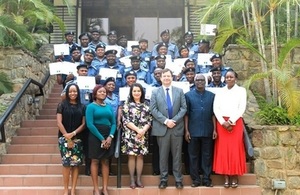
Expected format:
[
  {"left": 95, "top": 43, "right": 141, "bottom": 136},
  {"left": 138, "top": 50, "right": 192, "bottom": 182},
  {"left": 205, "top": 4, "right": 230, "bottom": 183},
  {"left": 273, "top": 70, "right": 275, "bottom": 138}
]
[{"left": 213, "top": 69, "right": 247, "bottom": 188}]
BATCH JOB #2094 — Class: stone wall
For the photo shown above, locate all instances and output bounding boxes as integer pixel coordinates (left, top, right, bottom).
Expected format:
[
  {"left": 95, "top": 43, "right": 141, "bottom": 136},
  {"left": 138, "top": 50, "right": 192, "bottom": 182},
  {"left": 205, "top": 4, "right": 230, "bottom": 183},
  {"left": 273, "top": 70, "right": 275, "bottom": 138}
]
[
  {"left": 0, "top": 45, "right": 56, "bottom": 156},
  {"left": 251, "top": 125, "right": 300, "bottom": 195}
]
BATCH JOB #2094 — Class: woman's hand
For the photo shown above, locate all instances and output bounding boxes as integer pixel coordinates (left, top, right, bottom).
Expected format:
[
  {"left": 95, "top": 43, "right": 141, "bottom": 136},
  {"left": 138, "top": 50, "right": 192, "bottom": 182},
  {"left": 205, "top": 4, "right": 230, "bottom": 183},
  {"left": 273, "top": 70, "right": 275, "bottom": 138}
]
[{"left": 63, "top": 132, "right": 74, "bottom": 140}]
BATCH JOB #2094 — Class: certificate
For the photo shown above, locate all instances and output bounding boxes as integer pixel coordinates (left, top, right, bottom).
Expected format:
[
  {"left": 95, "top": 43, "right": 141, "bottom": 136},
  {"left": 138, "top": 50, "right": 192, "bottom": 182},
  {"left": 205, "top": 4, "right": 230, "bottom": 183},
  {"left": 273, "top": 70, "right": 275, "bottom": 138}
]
[
  {"left": 99, "top": 68, "right": 119, "bottom": 80},
  {"left": 197, "top": 53, "right": 213, "bottom": 66},
  {"left": 49, "top": 62, "right": 77, "bottom": 76},
  {"left": 53, "top": 44, "right": 70, "bottom": 56},
  {"left": 172, "top": 81, "right": 190, "bottom": 94},
  {"left": 105, "top": 45, "right": 122, "bottom": 57},
  {"left": 119, "top": 56, "right": 132, "bottom": 68},
  {"left": 119, "top": 87, "right": 130, "bottom": 101},
  {"left": 76, "top": 76, "right": 96, "bottom": 89},
  {"left": 127, "top": 41, "right": 139, "bottom": 51},
  {"left": 200, "top": 24, "right": 217, "bottom": 36},
  {"left": 206, "top": 87, "right": 222, "bottom": 94},
  {"left": 145, "top": 86, "right": 155, "bottom": 100},
  {"left": 165, "top": 62, "right": 183, "bottom": 75}
]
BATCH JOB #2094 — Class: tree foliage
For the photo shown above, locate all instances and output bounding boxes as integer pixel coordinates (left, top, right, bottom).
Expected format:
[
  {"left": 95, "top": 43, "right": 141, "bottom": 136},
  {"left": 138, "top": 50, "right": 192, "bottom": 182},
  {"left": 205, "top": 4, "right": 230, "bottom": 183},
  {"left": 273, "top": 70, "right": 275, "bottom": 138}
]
[{"left": 0, "top": 0, "right": 70, "bottom": 51}]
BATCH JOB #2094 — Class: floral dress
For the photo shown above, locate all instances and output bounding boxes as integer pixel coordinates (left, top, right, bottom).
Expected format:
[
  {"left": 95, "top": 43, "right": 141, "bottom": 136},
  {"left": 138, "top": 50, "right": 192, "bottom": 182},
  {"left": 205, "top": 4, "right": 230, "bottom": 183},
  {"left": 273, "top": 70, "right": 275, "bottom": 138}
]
[{"left": 121, "top": 101, "right": 152, "bottom": 156}]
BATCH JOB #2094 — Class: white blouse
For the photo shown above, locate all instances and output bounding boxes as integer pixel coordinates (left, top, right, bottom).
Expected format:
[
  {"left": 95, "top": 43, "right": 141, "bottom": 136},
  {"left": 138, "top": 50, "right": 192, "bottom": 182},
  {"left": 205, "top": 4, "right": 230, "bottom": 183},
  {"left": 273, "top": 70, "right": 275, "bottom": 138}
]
[{"left": 213, "top": 84, "right": 247, "bottom": 125}]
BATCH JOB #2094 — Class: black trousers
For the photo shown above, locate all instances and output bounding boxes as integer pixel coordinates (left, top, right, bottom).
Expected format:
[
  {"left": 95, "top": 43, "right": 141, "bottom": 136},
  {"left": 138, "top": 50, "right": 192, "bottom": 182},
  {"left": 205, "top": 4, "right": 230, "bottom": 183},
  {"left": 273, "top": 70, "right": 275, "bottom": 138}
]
[{"left": 188, "top": 137, "right": 213, "bottom": 183}]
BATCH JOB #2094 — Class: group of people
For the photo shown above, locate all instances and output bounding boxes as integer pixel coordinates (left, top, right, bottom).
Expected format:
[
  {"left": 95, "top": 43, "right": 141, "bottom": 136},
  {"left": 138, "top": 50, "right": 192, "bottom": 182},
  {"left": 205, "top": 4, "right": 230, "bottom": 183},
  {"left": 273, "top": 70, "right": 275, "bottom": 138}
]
[{"left": 55, "top": 28, "right": 248, "bottom": 195}]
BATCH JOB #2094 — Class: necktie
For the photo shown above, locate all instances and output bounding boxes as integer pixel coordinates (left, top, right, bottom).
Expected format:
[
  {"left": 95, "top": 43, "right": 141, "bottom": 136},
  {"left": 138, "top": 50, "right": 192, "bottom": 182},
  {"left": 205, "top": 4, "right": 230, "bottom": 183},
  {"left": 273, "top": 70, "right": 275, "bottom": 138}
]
[{"left": 166, "top": 88, "right": 173, "bottom": 119}]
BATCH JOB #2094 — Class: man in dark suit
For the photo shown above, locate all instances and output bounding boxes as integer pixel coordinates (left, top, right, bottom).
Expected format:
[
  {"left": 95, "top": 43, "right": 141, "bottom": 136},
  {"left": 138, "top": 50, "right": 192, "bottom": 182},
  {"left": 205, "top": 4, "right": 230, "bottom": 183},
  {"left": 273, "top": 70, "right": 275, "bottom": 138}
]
[{"left": 150, "top": 68, "right": 187, "bottom": 189}]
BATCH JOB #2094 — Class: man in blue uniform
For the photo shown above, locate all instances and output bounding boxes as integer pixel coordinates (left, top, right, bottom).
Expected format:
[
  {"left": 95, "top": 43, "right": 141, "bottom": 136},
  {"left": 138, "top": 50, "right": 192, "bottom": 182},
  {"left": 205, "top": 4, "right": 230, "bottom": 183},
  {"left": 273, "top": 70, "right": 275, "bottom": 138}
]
[
  {"left": 207, "top": 67, "right": 226, "bottom": 88},
  {"left": 152, "top": 29, "right": 179, "bottom": 59},
  {"left": 100, "top": 49, "right": 125, "bottom": 95},
  {"left": 183, "top": 31, "right": 198, "bottom": 58},
  {"left": 88, "top": 29, "right": 106, "bottom": 51}
]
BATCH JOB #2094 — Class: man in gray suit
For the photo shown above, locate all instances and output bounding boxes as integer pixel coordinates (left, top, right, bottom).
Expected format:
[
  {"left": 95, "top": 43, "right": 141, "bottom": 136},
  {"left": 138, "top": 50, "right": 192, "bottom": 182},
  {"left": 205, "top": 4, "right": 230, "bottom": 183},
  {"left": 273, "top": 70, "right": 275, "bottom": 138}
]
[{"left": 150, "top": 68, "right": 187, "bottom": 189}]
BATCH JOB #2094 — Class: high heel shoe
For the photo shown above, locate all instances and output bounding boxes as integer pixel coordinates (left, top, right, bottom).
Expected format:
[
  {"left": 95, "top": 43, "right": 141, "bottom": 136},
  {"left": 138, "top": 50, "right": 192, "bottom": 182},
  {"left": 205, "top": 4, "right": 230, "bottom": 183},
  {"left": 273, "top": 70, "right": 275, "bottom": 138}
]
[
  {"left": 231, "top": 177, "right": 239, "bottom": 188},
  {"left": 136, "top": 181, "right": 144, "bottom": 188},
  {"left": 223, "top": 175, "right": 230, "bottom": 188},
  {"left": 130, "top": 182, "right": 136, "bottom": 189}
]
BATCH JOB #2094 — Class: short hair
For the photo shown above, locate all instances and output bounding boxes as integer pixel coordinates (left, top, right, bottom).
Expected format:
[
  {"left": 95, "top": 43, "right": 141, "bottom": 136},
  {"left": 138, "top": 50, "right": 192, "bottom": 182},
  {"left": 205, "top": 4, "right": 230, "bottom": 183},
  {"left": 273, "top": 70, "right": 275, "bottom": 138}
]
[
  {"left": 65, "top": 83, "right": 81, "bottom": 104},
  {"left": 161, "top": 68, "right": 173, "bottom": 77},
  {"left": 128, "top": 83, "right": 145, "bottom": 103},
  {"left": 92, "top": 84, "right": 106, "bottom": 101},
  {"left": 225, "top": 68, "right": 238, "bottom": 78}
]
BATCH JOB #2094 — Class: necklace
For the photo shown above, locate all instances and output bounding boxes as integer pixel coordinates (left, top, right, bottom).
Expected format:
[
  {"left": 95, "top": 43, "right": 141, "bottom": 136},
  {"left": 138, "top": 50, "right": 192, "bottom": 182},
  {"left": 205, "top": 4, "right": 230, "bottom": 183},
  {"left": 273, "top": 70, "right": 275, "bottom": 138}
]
[{"left": 94, "top": 101, "right": 106, "bottom": 107}]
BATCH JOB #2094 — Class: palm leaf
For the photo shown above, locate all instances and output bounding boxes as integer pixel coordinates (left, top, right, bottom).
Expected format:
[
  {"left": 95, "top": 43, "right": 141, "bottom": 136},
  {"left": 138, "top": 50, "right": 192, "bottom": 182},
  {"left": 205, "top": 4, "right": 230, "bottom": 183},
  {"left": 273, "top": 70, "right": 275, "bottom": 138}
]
[{"left": 277, "top": 38, "right": 300, "bottom": 68}]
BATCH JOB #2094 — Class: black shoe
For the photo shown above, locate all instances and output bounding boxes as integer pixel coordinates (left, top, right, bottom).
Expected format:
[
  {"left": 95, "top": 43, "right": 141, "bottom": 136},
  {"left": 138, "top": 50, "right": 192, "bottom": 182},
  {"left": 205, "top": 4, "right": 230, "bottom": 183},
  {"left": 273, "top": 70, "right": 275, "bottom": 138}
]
[
  {"left": 175, "top": 182, "right": 183, "bottom": 189},
  {"left": 191, "top": 181, "right": 201, "bottom": 187},
  {"left": 153, "top": 171, "right": 160, "bottom": 176},
  {"left": 158, "top": 181, "right": 168, "bottom": 189},
  {"left": 203, "top": 181, "right": 213, "bottom": 187},
  {"left": 85, "top": 168, "right": 91, "bottom": 176}
]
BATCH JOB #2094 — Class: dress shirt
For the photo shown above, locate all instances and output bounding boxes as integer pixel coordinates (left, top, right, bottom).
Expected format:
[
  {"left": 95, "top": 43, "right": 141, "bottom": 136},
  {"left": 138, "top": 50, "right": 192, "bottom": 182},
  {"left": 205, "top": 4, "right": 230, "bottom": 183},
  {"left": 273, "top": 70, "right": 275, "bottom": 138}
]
[{"left": 213, "top": 84, "right": 247, "bottom": 125}]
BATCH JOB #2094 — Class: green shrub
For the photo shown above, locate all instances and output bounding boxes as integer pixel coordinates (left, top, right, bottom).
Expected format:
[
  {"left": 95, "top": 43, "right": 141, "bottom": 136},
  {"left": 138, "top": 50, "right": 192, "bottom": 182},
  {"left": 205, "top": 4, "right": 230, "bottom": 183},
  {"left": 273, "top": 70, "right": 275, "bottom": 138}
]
[{"left": 254, "top": 95, "right": 291, "bottom": 125}]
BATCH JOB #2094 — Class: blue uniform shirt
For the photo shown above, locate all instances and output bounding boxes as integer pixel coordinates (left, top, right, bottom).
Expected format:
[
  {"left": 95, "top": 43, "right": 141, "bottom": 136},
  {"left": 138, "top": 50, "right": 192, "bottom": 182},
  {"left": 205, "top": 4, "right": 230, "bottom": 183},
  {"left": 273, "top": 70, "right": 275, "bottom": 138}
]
[
  {"left": 63, "top": 78, "right": 93, "bottom": 105},
  {"left": 185, "top": 89, "right": 215, "bottom": 137},
  {"left": 104, "top": 93, "right": 119, "bottom": 117},
  {"left": 151, "top": 42, "right": 179, "bottom": 59}
]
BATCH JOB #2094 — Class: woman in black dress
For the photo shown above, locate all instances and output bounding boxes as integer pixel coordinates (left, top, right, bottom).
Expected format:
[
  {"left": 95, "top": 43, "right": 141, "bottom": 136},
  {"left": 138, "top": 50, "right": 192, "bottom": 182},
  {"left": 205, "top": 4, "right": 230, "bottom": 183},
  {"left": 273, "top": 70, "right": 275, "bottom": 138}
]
[{"left": 57, "top": 83, "right": 86, "bottom": 195}]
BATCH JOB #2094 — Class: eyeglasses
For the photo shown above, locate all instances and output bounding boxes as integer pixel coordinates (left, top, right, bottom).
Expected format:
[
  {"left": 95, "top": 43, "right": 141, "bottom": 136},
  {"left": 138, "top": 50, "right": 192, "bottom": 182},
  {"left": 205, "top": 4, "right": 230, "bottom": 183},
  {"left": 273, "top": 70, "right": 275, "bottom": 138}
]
[{"left": 195, "top": 79, "right": 205, "bottom": 82}]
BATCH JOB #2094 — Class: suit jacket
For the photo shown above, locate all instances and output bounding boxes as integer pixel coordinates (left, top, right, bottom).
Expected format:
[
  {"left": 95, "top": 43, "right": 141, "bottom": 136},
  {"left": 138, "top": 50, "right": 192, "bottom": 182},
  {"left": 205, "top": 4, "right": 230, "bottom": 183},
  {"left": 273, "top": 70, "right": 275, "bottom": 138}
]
[{"left": 150, "top": 86, "right": 187, "bottom": 137}]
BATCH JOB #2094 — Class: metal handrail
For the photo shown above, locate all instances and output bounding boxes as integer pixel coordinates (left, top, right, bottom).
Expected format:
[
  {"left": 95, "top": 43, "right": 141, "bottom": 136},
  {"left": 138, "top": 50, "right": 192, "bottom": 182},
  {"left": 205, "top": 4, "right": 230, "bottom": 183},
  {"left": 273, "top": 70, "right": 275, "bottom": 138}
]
[
  {"left": 114, "top": 127, "right": 122, "bottom": 188},
  {"left": 0, "top": 72, "right": 51, "bottom": 142}
]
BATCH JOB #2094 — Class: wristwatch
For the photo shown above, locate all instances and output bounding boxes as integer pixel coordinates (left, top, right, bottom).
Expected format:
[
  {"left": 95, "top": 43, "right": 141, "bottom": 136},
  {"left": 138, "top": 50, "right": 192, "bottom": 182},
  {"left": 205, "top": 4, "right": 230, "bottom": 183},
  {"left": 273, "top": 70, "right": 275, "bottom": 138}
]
[{"left": 109, "top": 134, "right": 114, "bottom": 139}]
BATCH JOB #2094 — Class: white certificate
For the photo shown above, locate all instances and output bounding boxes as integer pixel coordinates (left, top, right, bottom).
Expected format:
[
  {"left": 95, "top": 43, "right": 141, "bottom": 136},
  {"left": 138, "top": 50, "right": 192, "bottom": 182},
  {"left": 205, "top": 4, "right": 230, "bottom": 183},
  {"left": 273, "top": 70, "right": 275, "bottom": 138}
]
[
  {"left": 136, "top": 80, "right": 150, "bottom": 89},
  {"left": 200, "top": 24, "right": 217, "bottom": 36},
  {"left": 54, "top": 44, "right": 70, "bottom": 56},
  {"left": 127, "top": 41, "right": 139, "bottom": 51},
  {"left": 197, "top": 53, "right": 213, "bottom": 66},
  {"left": 105, "top": 45, "right": 122, "bottom": 57},
  {"left": 172, "top": 81, "right": 190, "bottom": 94},
  {"left": 119, "top": 56, "right": 132, "bottom": 68},
  {"left": 165, "top": 62, "right": 184, "bottom": 75},
  {"left": 119, "top": 87, "right": 130, "bottom": 101},
  {"left": 76, "top": 76, "right": 96, "bottom": 89},
  {"left": 206, "top": 87, "right": 222, "bottom": 94},
  {"left": 145, "top": 86, "right": 155, "bottom": 100},
  {"left": 99, "top": 68, "right": 119, "bottom": 80},
  {"left": 49, "top": 62, "right": 78, "bottom": 76}
]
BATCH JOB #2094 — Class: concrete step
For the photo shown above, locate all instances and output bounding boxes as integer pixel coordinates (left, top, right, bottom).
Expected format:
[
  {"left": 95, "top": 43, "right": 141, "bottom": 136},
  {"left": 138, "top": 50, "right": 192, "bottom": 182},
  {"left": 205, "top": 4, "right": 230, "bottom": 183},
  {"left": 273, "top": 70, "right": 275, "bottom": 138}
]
[
  {"left": 7, "top": 144, "right": 59, "bottom": 154},
  {"left": 1, "top": 154, "right": 61, "bottom": 164},
  {"left": 36, "top": 115, "right": 57, "bottom": 119},
  {"left": 17, "top": 127, "right": 57, "bottom": 136},
  {"left": 0, "top": 185, "right": 262, "bottom": 195},
  {"left": 0, "top": 174, "right": 257, "bottom": 187},
  {"left": 42, "top": 103, "right": 59, "bottom": 109},
  {"left": 11, "top": 136, "right": 57, "bottom": 144},
  {"left": 21, "top": 120, "right": 57, "bottom": 127},
  {"left": 39, "top": 109, "right": 57, "bottom": 115},
  {"left": 46, "top": 97, "right": 62, "bottom": 104}
]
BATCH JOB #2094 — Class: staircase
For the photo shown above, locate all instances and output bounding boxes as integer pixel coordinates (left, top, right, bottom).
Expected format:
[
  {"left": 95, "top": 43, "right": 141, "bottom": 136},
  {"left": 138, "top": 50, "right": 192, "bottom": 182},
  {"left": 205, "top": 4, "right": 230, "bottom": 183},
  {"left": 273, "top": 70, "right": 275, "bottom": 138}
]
[{"left": 0, "top": 84, "right": 262, "bottom": 195}]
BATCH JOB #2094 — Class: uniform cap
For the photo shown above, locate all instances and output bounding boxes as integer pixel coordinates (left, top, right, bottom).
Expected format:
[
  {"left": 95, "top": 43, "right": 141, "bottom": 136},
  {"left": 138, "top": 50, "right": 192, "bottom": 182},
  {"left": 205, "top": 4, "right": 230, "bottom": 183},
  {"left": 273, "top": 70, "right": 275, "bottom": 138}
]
[
  {"left": 184, "top": 59, "right": 195, "bottom": 66},
  {"left": 156, "top": 42, "right": 168, "bottom": 52},
  {"left": 129, "top": 55, "right": 141, "bottom": 61},
  {"left": 210, "top": 67, "right": 221, "bottom": 72},
  {"left": 95, "top": 43, "right": 106, "bottom": 50},
  {"left": 125, "top": 70, "right": 137, "bottom": 78},
  {"left": 131, "top": 45, "right": 140, "bottom": 50},
  {"left": 107, "top": 30, "right": 117, "bottom": 36},
  {"left": 198, "top": 39, "right": 210, "bottom": 44},
  {"left": 104, "top": 49, "right": 118, "bottom": 55},
  {"left": 64, "top": 31, "right": 75, "bottom": 36},
  {"left": 155, "top": 55, "right": 166, "bottom": 60},
  {"left": 103, "top": 77, "right": 116, "bottom": 85},
  {"left": 78, "top": 32, "right": 90, "bottom": 40},
  {"left": 76, "top": 63, "right": 88, "bottom": 70},
  {"left": 183, "top": 67, "right": 195, "bottom": 74},
  {"left": 184, "top": 31, "right": 193, "bottom": 37},
  {"left": 84, "top": 49, "right": 96, "bottom": 56},
  {"left": 210, "top": 54, "right": 222, "bottom": 62},
  {"left": 160, "top": 29, "right": 170, "bottom": 36},
  {"left": 70, "top": 46, "right": 82, "bottom": 54}
]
